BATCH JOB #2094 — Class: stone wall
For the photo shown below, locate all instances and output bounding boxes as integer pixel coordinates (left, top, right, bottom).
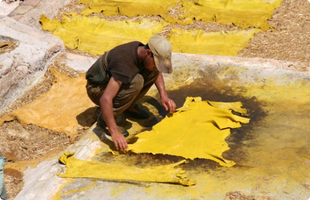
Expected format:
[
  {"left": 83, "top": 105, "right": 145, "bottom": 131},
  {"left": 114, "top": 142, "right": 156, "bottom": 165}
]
[{"left": 0, "top": 17, "right": 64, "bottom": 114}]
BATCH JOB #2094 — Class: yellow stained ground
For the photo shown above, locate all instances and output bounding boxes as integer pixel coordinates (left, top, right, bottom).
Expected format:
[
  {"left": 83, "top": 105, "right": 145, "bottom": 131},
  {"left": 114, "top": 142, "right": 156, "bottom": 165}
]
[
  {"left": 54, "top": 179, "right": 94, "bottom": 200},
  {"left": 39, "top": 0, "right": 282, "bottom": 56},
  {"left": 0, "top": 68, "right": 95, "bottom": 136},
  {"left": 244, "top": 79, "right": 310, "bottom": 104},
  {"left": 0, "top": 41, "right": 12, "bottom": 48}
]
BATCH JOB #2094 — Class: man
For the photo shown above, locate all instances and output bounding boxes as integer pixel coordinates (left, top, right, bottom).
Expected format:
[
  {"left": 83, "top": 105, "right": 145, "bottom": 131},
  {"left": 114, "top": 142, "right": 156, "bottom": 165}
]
[{"left": 86, "top": 35, "right": 176, "bottom": 151}]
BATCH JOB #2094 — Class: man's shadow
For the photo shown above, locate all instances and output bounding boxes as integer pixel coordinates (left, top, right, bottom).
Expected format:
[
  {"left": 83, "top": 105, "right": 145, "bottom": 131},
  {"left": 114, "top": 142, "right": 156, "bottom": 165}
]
[
  {"left": 76, "top": 106, "right": 97, "bottom": 127},
  {"left": 123, "top": 95, "right": 170, "bottom": 129},
  {"left": 76, "top": 95, "right": 169, "bottom": 148}
]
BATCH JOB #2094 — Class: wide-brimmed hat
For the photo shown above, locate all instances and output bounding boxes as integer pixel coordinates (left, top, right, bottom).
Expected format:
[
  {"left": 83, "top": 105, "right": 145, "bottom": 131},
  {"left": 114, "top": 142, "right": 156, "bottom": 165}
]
[{"left": 148, "top": 35, "right": 172, "bottom": 73}]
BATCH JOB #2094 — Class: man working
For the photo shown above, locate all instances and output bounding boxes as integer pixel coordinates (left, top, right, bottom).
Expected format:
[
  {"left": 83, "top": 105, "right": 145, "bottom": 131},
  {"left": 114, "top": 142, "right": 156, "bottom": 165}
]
[{"left": 86, "top": 35, "right": 176, "bottom": 151}]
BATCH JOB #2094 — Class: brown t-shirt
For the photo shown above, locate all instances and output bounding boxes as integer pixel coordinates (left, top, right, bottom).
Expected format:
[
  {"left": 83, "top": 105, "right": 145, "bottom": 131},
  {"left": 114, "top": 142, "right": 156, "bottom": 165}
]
[{"left": 86, "top": 41, "right": 145, "bottom": 85}]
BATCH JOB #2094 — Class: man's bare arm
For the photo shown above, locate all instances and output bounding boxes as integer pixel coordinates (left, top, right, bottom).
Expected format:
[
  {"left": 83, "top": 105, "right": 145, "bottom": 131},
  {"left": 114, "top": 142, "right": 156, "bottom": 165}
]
[
  {"left": 100, "top": 77, "right": 128, "bottom": 151},
  {"left": 155, "top": 73, "right": 176, "bottom": 113}
]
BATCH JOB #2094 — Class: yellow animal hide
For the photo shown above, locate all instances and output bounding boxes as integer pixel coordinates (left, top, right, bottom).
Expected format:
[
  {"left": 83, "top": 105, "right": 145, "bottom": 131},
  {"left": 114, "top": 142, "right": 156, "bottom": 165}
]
[
  {"left": 128, "top": 97, "right": 250, "bottom": 167},
  {"left": 0, "top": 68, "right": 95, "bottom": 136},
  {"left": 58, "top": 152, "right": 196, "bottom": 186}
]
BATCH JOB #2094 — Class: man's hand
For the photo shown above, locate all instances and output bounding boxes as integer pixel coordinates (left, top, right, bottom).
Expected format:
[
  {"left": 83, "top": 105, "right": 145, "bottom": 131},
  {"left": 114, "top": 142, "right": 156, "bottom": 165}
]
[
  {"left": 111, "top": 131, "right": 128, "bottom": 151},
  {"left": 161, "top": 96, "right": 176, "bottom": 114}
]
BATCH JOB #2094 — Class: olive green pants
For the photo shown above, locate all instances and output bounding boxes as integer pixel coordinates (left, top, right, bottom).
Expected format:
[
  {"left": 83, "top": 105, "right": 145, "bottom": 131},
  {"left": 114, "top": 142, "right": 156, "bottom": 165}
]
[{"left": 86, "top": 69, "right": 159, "bottom": 118}]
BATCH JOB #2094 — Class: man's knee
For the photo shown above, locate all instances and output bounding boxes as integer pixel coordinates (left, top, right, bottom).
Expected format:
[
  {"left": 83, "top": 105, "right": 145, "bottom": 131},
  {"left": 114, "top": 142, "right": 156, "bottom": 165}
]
[{"left": 85, "top": 82, "right": 105, "bottom": 106}]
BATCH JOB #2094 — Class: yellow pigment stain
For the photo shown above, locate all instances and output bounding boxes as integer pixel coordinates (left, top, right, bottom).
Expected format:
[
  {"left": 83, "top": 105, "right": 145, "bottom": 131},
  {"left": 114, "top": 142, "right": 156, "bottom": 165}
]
[
  {"left": 0, "top": 67, "right": 95, "bottom": 136},
  {"left": 240, "top": 77, "right": 310, "bottom": 105},
  {"left": 53, "top": 179, "right": 75, "bottom": 200},
  {"left": 110, "top": 185, "right": 130, "bottom": 198},
  {"left": 58, "top": 152, "right": 196, "bottom": 186},
  {"left": 179, "top": 0, "right": 283, "bottom": 30},
  {"left": 59, "top": 180, "right": 96, "bottom": 197},
  {"left": 128, "top": 97, "right": 250, "bottom": 167},
  {"left": 0, "top": 41, "right": 12, "bottom": 48},
  {"left": 169, "top": 28, "right": 262, "bottom": 56},
  {"left": 40, "top": 14, "right": 168, "bottom": 55}
]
